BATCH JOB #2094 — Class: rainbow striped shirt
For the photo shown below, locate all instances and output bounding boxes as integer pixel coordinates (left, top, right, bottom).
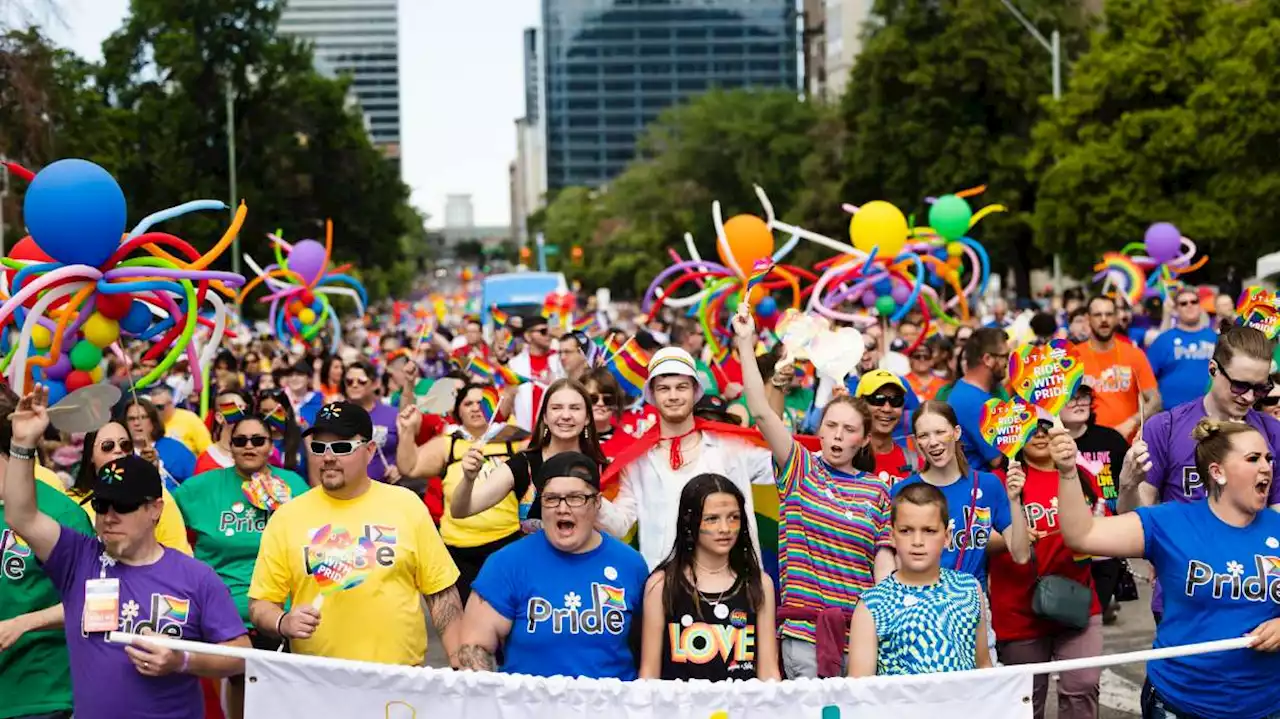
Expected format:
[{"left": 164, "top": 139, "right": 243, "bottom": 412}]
[{"left": 776, "top": 443, "right": 892, "bottom": 644}]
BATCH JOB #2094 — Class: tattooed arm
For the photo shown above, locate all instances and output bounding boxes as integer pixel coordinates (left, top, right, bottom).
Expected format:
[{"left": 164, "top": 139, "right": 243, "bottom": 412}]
[
  {"left": 424, "top": 586, "right": 465, "bottom": 667},
  {"left": 456, "top": 593, "right": 513, "bottom": 672}
]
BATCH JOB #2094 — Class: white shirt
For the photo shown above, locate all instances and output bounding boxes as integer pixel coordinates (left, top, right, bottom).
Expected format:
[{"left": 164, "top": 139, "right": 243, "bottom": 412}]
[{"left": 599, "top": 431, "right": 774, "bottom": 570}]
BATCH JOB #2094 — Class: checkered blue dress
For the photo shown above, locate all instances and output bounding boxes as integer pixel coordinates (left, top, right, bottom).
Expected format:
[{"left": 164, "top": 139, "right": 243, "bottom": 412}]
[{"left": 860, "top": 568, "right": 982, "bottom": 675}]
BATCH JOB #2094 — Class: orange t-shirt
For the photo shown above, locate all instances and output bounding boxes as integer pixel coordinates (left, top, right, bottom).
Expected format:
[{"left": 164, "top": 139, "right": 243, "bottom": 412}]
[{"left": 1074, "top": 340, "right": 1157, "bottom": 437}]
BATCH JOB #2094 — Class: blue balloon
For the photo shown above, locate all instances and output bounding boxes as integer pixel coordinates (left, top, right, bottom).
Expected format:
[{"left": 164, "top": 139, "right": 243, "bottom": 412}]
[
  {"left": 756, "top": 296, "right": 778, "bottom": 317},
  {"left": 23, "top": 159, "right": 126, "bottom": 268},
  {"left": 120, "top": 300, "right": 153, "bottom": 335},
  {"left": 45, "top": 380, "right": 68, "bottom": 406},
  {"left": 874, "top": 278, "right": 893, "bottom": 295}
]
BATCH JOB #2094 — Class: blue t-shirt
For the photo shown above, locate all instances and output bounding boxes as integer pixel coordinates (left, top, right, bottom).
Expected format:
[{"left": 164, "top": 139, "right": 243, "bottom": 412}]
[
  {"left": 1146, "top": 327, "right": 1216, "bottom": 411},
  {"left": 947, "top": 380, "right": 1002, "bottom": 470},
  {"left": 1135, "top": 500, "right": 1280, "bottom": 719},
  {"left": 892, "top": 472, "right": 1012, "bottom": 587},
  {"left": 471, "top": 531, "right": 648, "bottom": 679}
]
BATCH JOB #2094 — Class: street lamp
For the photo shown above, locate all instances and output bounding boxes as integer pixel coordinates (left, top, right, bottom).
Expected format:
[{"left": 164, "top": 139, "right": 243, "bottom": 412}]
[
  {"left": 226, "top": 75, "right": 240, "bottom": 278},
  {"left": 0, "top": 154, "right": 8, "bottom": 257}
]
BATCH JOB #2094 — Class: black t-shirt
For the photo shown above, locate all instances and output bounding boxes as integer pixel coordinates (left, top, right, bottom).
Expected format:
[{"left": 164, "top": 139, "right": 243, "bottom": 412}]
[
  {"left": 659, "top": 575, "right": 758, "bottom": 681},
  {"left": 1074, "top": 423, "right": 1129, "bottom": 512}
]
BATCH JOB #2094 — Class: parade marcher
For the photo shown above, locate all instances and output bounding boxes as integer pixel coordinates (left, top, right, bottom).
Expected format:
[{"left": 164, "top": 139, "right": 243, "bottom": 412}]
[
  {"left": 1056, "top": 420, "right": 1280, "bottom": 719},
  {"left": 194, "top": 389, "right": 254, "bottom": 475},
  {"left": 854, "top": 370, "right": 918, "bottom": 480},
  {"left": 255, "top": 388, "right": 306, "bottom": 478},
  {"left": 1259, "top": 377, "right": 1280, "bottom": 421},
  {"left": 450, "top": 318, "right": 491, "bottom": 364},
  {"left": 904, "top": 339, "right": 945, "bottom": 401},
  {"left": 121, "top": 398, "right": 197, "bottom": 489},
  {"left": 396, "top": 383, "right": 523, "bottom": 601},
  {"left": 457, "top": 452, "right": 648, "bottom": 678},
  {"left": 847, "top": 483, "right": 989, "bottom": 677},
  {"left": 172, "top": 416, "right": 309, "bottom": 719},
  {"left": 1075, "top": 295, "right": 1161, "bottom": 440},
  {"left": 282, "top": 361, "right": 323, "bottom": 427},
  {"left": 149, "top": 385, "right": 212, "bottom": 456},
  {"left": 582, "top": 367, "right": 639, "bottom": 462},
  {"left": 250, "top": 402, "right": 465, "bottom": 665},
  {"left": 640, "top": 473, "right": 780, "bottom": 681},
  {"left": 733, "top": 311, "right": 892, "bottom": 678},
  {"left": 341, "top": 359, "right": 400, "bottom": 483},
  {"left": 945, "top": 328, "right": 1011, "bottom": 471},
  {"left": 317, "top": 355, "right": 345, "bottom": 403},
  {"left": 989, "top": 423, "right": 1105, "bottom": 719},
  {"left": 507, "top": 316, "right": 564, "bottom": 431},
  {"left": 4, "top": 386, "right": 250, "bottom": 719},
  {"left": 557, "top": 331, "right": 590, "bottom": 383},
  {"left": 0, "top": 385, "right": 95, "bottom": 719},
  {"left": 1146, "top": 286, "right": 1217, "bottom": 411}
]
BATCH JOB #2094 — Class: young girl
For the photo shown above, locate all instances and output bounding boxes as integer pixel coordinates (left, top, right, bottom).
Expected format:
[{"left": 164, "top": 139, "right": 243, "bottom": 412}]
[
  {"left": 848, "top": 482, "right": 991, "bottom": 676},
  {"left": 640, "top": 473, "right": 780, "bottom": 681}
]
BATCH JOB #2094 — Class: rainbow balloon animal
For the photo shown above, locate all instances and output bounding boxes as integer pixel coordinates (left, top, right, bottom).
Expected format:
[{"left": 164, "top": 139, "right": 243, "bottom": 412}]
[
  {"left": 238, "top": 222, "right": 368, "bottom": 353},
  {"left": 1093, "top": 222, "right": 1207, "bottom": 306},
  {"left": 0, "top": 159, "right": 246, "bottom": 401}
]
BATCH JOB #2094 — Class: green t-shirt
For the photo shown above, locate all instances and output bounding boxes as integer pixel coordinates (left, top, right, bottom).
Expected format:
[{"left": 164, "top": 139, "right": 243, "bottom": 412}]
[
  {"left": 695, "top": 359, "right": 721, "bottom": 398},
  {"left": 172, "top": 467, "right": 310, "bottom": 624},
  {"left": 0, "top": 482, "right": 94, "bottom": 718},
  {"left": 730, "top": 387, "right": 815, "bottom": 432}
]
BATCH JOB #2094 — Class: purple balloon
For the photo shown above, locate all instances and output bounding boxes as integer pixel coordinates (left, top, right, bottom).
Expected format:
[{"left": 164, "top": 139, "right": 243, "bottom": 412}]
[
  {"left": 1144, "top": 223, "right": 1182, "bottom": 264},
  {"left": 891, "top": 282, "right": 911, "bottom": 304},
  {"left": 861, "top": 289, "right": 878, "bottom": 308},
  {"left": 46, "top": 352, "right": 72, "bottom": 381},
  {"left": 288, "top": 240, "right": 328, "bottom": 285}
]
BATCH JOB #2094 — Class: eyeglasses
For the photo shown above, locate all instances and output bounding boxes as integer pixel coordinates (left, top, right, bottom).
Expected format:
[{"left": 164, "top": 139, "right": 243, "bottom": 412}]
[
  {"left": 231, "top": 435, "right": 271, "bottom": 448},
  {"left": 540, "top": 492, "right": 599, "bottom": 508},
  {"left": 258, "top": 388, "right": 285, "bottom": 401},
  {"left": 308, "top": 439, "right": 366, "bottom": 456},
  {"left": 528, "top": 327, "right": 548, "bottom": 336},
  {"left": 909, "top": 352, "right": 932, "bottom": 361},
  {"left": 590, "top": 393, "right": 617, "bottom": 406},
  {"left": 1213, "top": 363, "right": 1274, "bottom": 398},
  {"left": 865, "top": 393, "right": 905, "bottom": 409},
  {"left": 1177, "top": 299, "right": 1199, "bottom": 307},
  {"left": 99, "top": 439, "right": 133, "bottom": 454},
  {"left": 90, "top": 497, "right": 149, "bottom": 515},
  {"left": 345, "top": 376, "right": 371, "bottom": 387}
]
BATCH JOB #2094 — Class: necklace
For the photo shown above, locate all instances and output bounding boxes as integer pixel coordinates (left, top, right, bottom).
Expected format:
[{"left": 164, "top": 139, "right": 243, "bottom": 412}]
[
  {"left": 696, "top": 574, "right": 735, "bottom": 620},
  {"left": 694, "top": 558, "right": 729, "bottom": 575}
]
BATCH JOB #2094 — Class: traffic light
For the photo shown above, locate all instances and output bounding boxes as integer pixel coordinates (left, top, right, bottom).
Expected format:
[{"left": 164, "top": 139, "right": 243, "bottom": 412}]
[
  {"left": 519, "top": 246, "right": 531, "bottom": 262},
  {"left": 571, "top": 245, "right": 583, "bottom": 263}
]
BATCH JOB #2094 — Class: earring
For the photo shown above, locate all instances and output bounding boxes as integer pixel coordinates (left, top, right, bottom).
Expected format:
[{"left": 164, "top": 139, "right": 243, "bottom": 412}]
[
  {"left": 1215, "top": 474, "right": 1227, "bottom": 486},
  {"left": 541, "top": 428, "right": 550, "bottom": 442}
]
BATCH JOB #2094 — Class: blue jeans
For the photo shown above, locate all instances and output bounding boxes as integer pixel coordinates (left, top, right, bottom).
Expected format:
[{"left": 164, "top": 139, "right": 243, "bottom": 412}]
[{"left": 1142, "top": 679, "right": 1280, "bottom": 719}]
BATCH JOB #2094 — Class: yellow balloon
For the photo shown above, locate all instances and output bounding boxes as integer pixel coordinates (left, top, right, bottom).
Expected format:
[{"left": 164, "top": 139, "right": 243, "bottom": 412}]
[
  {"left": 31, "top": 324, "right": 52, "bottom": 350},
  {"left": 946, "top": 241, "right": 965, "bottom": 259},
  {"left": 849, "top": 201, "right": 908, "bottom": 257},
  {"left": 81, "top": 313, "right": 120, "bottom": 349},
  {"left": 89, "top": 366, "right": 104, "bottom": 383},
  {"left": 298, "top": 307, "right": 317, "bottom": 325}
]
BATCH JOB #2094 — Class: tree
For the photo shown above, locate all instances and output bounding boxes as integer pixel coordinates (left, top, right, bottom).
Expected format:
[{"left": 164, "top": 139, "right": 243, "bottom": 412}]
[
  {"left": 1030, "top": 0, "right": 1280, "bottom": 280},
  {"left": 839, "top": 0, "right": 1093, "bottom": 298}
]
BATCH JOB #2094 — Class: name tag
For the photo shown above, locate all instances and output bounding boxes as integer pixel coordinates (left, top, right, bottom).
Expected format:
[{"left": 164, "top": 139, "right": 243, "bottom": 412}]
[{"left": 84, "top": 578, "right": 120, "bottom": 633}]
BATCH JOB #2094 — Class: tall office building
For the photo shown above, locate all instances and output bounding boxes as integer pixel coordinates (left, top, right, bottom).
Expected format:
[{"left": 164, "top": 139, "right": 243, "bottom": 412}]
[
  {"left": 513, "top": 28, "right": 548, "bottom": 242},
  {"left": 279, "top": 0, "right": 402, "bottom": 165},
  {"left": 445, "top": 194, "right": 476, "bottom": 230},
  {"left": 542, "top": 0, "right": 798, "bottom": 191}
]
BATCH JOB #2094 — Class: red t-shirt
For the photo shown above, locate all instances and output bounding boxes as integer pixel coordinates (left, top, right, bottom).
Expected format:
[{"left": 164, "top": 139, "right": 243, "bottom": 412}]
[
  {"left": 988, "top": 465, "right": 1103, "bottom": 641},
  {"left": 528, "top": 351, "right": 551, "bottom": 420},
  {"left": 415, "top": 412, "right": 446, "bottom": 446},
  {"left": 451, "top": 343, "right": 491, "bottom": 362},
  {"left": 872, "top": 444, "right": 917, "bottom": 482}
]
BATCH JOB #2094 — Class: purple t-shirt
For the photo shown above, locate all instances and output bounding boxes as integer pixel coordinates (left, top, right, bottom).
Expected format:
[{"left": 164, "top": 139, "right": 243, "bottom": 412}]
[
  {"left": 1141, "top": 399, "right": 1280, "bottom": 613},
  {"left": 366, "top": 402, "right": 400, "bottom": 482},
  {"left": 42, "top": 526, "right": 246, "bottom": 719}
]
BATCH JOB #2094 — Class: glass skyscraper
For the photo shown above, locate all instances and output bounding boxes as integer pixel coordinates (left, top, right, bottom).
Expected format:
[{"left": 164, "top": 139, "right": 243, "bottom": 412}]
[{"left": 542, "top": 0, "right": 799, "bottom": 191}]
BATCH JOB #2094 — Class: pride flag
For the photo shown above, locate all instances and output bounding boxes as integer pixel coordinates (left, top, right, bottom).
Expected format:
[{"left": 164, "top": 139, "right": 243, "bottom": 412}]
[
  {"left": 478, "top": 386, "right": 501, "bottom": 422},
  {"left": 745, "top": 258, "right": 775, "bottom": 292},
  {"left": 490, "top": 305, "right": 509, "bottom": 326},
  {"left": 467, "top": 357, "right": 531, "bottom": 388},
  {"left": 606, "top": 338, "right": 650, "bottom": 398}
]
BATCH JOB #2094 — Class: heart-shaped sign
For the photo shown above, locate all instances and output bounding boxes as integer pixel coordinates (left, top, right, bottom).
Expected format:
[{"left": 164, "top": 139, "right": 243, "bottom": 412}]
[
  {"left": 1008, "top": 339, "right": 1085, "bottom": 416},
  {"left": 979, "top": 398, "right": 1039, "bottom": 460},
  {"left": 808, "top": 327, "right": 864, "bottom": 383},
  {"left": 416, "top": 378, "right": 462, "bottom": 416},
  {"left": 775, "top": 309, "right": 829, "bottom": 360},
  {"left": 1236, "top": 286, "right": 1280, "bottom": 339}
]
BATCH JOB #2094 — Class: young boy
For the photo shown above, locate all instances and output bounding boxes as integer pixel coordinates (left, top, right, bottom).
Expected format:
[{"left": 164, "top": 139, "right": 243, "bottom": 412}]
[{"left": 847, "top": 482, "right": 992, "bottom": 676}]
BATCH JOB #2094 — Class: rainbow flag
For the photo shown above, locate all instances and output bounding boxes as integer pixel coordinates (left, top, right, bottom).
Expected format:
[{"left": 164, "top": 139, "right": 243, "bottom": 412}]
[
  {"left": 596, "top": 584, "right": 627, "bottom": 611},
  {"left": 418, "top": 320, "right": 434, "bottom": 345},
  {"left": 158, "top": 595, "right": 190, "bottom": 623},
  {"left": 478, "top": 386, "right": 500, "bottom": 422},
  {"left": 219, "top": 401, "right": 247, "bottom": 425},
  {"left": 571, "top": 313, "right": 596, "bottom": 333},
  {"left": 466, "top": 357, "right": 496, "bottom": 383},
  {"left": 603, "top": 333, "right": 624, "bottom": 360},
  {"left": 262, "top": 404, "right": 288, "bottom": 432},
  {"left": 490, "top": 305, "right": 509, "bottom": 326},
  {"left": 1261, "top": 556, "right": 1280, "bottom": 577},
  {"left": 468, "top": 357, "right": 532, "bottom": 387},
  {"left": 745, "top": 258, "right": 775, "bottom": 292},
  {"left": 606, "top": 338, "right": 650, "bottom": 398}
]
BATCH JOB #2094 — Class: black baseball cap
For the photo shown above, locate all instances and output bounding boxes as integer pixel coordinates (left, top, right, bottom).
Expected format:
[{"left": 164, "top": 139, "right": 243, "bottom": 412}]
[
  {"left": 286, "top": 361, "right": 311, "bottom": 376},
  {"left": 695, "top": 394, "right": 733, "bottom": 421},
  {"left": 93, "top": 455, "right": 162, "bottom": 504},
  {"left": 301, "top": 401, "right": 374, "bottom": 440},
  {"left": 523, "top": 315, "right": 549, "bottom": 332},
  {"left": 534, "top": 451, "right": 601, "bottom": 492}
]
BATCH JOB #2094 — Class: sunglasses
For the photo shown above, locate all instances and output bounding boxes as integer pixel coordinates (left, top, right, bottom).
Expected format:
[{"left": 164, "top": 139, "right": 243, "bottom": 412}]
[
  {"left": 1213, "top": 363, "right": 1273, "bottom": 398},
  {"left": 90, "top": 497, "right": 149, "bottom": 515},
  {"left": 590, "top": 393, "right": 617, "bottom": 406},
  {"left": 865, "top": 393, "right": 905, "bottom": 409},
  {"left": 1259, "top": 396, "right": 1280, "bottom": 408},
  {"left": 345, "top": 376, "right": 371, "bottom": 387},
  {"left": 1177, "top": 299, "right": 1199, "bottom": 307},
  {"left": 909, "top": 352, "right": 932, "bottom": 361},
  {"left": 99, "top": 439, "right": 133, "bottom": 454},
  {"left": 308, "top": 439, "right": 366, "bottom": 456},
  {"left": 231, "top": 435, "right": 271, "bottom": 448},
  {"left": 528, "top": 327, "right": 548, "bottom": 335}
]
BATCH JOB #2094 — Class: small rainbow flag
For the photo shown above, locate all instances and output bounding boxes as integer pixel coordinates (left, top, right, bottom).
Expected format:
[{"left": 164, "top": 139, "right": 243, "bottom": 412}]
[
  {"left": 603, "top": 333, "right": 625, "bottom": 360},
  {"left": 158, "top": 595, "right": 190, "bottom": 623},
  {"left": 745, "top": 258, "right": 775, "bottom": 292},
  {"left": 1261, "top": 556, "right": 1280, "bottom": 577},
  {"left": 219, "top": 401, "right": 247, "bottom": 425},
  {"left": 606, "top": 338, "right": 650, "bottom": 398},
  {"left": 972, "top": 506, "right": 991, "bottom": 525},
  {"left": 418, "top": 320, "right": 434, "bottom": 345},
  {"left": 490, "top": 305, "right": 509, "bottom": 326},
  {"left": 478, "top": 386, "right": 501, "bottom": 422},
  {"left": 467, "top": 357, "right": 531, "bottom": 387},
  {"left": 262, "top": 404, "right": 288, "bottom": 432},
  {"left": 596, "top": 583, "right": 627, "bottom": 611},
  {"left": 571, "top": 313, "right": 596, "bottom": 333}
]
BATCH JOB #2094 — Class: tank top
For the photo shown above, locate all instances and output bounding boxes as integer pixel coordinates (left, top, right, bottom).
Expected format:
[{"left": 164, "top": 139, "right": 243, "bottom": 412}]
[
  {"left": 440, "top": 433, "right": 519, "bottom": 548},
  {"left": 659, "top": 575, "right": 758, "bottom": 682}
]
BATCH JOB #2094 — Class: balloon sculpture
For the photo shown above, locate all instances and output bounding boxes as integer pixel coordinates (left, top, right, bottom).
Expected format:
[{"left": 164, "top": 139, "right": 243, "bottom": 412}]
[
  {"left": 1093, "top": 222, "right": 1207, "bottom": 306},
  {"left": 0, "top": 159, "right": 246, "bottom": 402},
  {"left": 238, "top": 223, "right": 368, "bottom": 353},
  {"left": 644, "top": 184, "right": 998, "bottom": 359}
]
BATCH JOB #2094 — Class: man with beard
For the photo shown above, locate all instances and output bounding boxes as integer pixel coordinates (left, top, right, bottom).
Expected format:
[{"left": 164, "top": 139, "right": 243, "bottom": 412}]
[
  {"left": 947, "top": 328, "right": 1011, "bottom": 471},
  {"left": 1074, "top": 296, "right": 1160, "bottom": 440},
  {"left": 598, "top": 348, "right": 772, "bottom": 570},
  {"left": 248, "top": 402, "right": 465, "bottom": 666}
]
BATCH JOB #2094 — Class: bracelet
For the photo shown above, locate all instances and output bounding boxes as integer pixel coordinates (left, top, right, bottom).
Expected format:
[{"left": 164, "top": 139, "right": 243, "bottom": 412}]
[
  {"left": 180, "top": 650, "right": 191, "bottom": 673},
  {"left": 8, "top": 444, "right": 35, "bottom": 460},
  {"left": 274, "top": 611, "right": 289, "bottom": 637}
]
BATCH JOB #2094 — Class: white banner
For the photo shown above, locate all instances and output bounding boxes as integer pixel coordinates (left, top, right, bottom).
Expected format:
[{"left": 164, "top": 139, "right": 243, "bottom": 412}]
[{"left": 244, "top": 657, "right": 1032, "bottom": 719}]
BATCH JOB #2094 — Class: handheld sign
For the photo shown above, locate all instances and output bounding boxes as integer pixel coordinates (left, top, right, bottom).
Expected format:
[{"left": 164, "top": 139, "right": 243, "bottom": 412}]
[
  {"left": 1008, "top": 339, "right": 1085, "bottom": 417},
  {"left": 1236, "top": 286, "right": 1280, "bottom": 339},
  {"left": 775, "top": 309, "right": 828, "bottom": 360},
  {"left": 979, "top": 398, "right": 1039, "bottom": 460}
]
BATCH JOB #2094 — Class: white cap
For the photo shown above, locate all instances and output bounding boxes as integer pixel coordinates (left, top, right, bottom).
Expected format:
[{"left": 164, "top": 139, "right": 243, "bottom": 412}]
[{"left": 643, "top": 347, "right": 705, "bottom": 405}]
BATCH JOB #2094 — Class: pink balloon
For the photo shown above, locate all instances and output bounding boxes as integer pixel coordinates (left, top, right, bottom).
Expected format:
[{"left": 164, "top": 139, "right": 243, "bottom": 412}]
[{"left": 288, "top": 240, "right": 327, "bottom": 285}]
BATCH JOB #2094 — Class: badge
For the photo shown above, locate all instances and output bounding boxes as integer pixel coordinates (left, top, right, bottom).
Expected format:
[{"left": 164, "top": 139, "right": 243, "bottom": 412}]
[
  {"left": 713, "top": 603, "right": 730, "bottom": 620},
  {"left": 84, "top": 578, "right": 120, "bottom": 633}
]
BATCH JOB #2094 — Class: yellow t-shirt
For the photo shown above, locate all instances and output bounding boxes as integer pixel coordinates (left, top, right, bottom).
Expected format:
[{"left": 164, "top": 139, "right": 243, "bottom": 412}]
[
  {"left": 35, "top": 466, "right": 193, "bottom": 555},
  {"left": 164, "top": 408, "right": 213, "bottom": 455},
  {"left": 440, "top": 435, "right": 520, "bottom": 548},
  {"left": 248, "top": 481, "right": 460, "bottom": 665}
]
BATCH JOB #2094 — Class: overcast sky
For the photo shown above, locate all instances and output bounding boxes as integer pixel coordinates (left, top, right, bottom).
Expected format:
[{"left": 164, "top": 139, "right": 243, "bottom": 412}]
[{"left": 34, "top": 0, "right": 537, "bottom": 228}]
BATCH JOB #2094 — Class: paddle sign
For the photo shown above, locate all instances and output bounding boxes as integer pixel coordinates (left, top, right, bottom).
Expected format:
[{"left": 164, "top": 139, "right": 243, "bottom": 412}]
[
  {"left": 1008, "top": 339, "right": 1085, "bottom": 416},
  {"left": 1236, "top": 286, "right": 1280, "bottom": 339},
  {"left": 979, "top": 398, "right": 1038, "bottom": 460}
]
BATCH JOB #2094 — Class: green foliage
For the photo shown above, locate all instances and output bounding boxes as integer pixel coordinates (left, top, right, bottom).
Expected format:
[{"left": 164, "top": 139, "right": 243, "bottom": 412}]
[{"left": 1031, "top": 0, "right": 1280, "bottom": 276}]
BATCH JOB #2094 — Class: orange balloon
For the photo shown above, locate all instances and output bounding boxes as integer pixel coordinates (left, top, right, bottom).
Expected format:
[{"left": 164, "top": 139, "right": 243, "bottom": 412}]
[
  {"left": 746, "top": 285, "right": 766, "bottom": 306},
  {"left": 719, "top": 214, "right": 774, "bottom": 275}
]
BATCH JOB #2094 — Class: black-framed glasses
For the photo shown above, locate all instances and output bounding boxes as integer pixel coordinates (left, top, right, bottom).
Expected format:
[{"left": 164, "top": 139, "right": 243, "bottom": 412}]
[
  {"left": 1213, "top": 363, "right": 1273, "bottom": 398},
  {"left": 231, "top": 435, "right": 271, "bottom": 448},
  {"left": 90, "top": 497, "right": 149, "bottom": 515},
  {"left": 308, "top": 439, "right": 366, "bottom": 456},
  {"left": 528, "top": 327, "right": 548, "bottom": 336},
  {"left": 865, "top": 393, "right": 905, "bottom": 409},
  {"left": 99, "top": 439, "right": 133, "bottom": 454},
  {"left": 540, "top": 492, "right": 599, "bottom": 508}
]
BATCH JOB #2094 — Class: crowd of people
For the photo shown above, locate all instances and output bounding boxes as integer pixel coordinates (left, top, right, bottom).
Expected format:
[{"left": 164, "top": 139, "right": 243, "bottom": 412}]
[{"left": 1, "top": 283, "right": 1279, "bottom": 719}]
